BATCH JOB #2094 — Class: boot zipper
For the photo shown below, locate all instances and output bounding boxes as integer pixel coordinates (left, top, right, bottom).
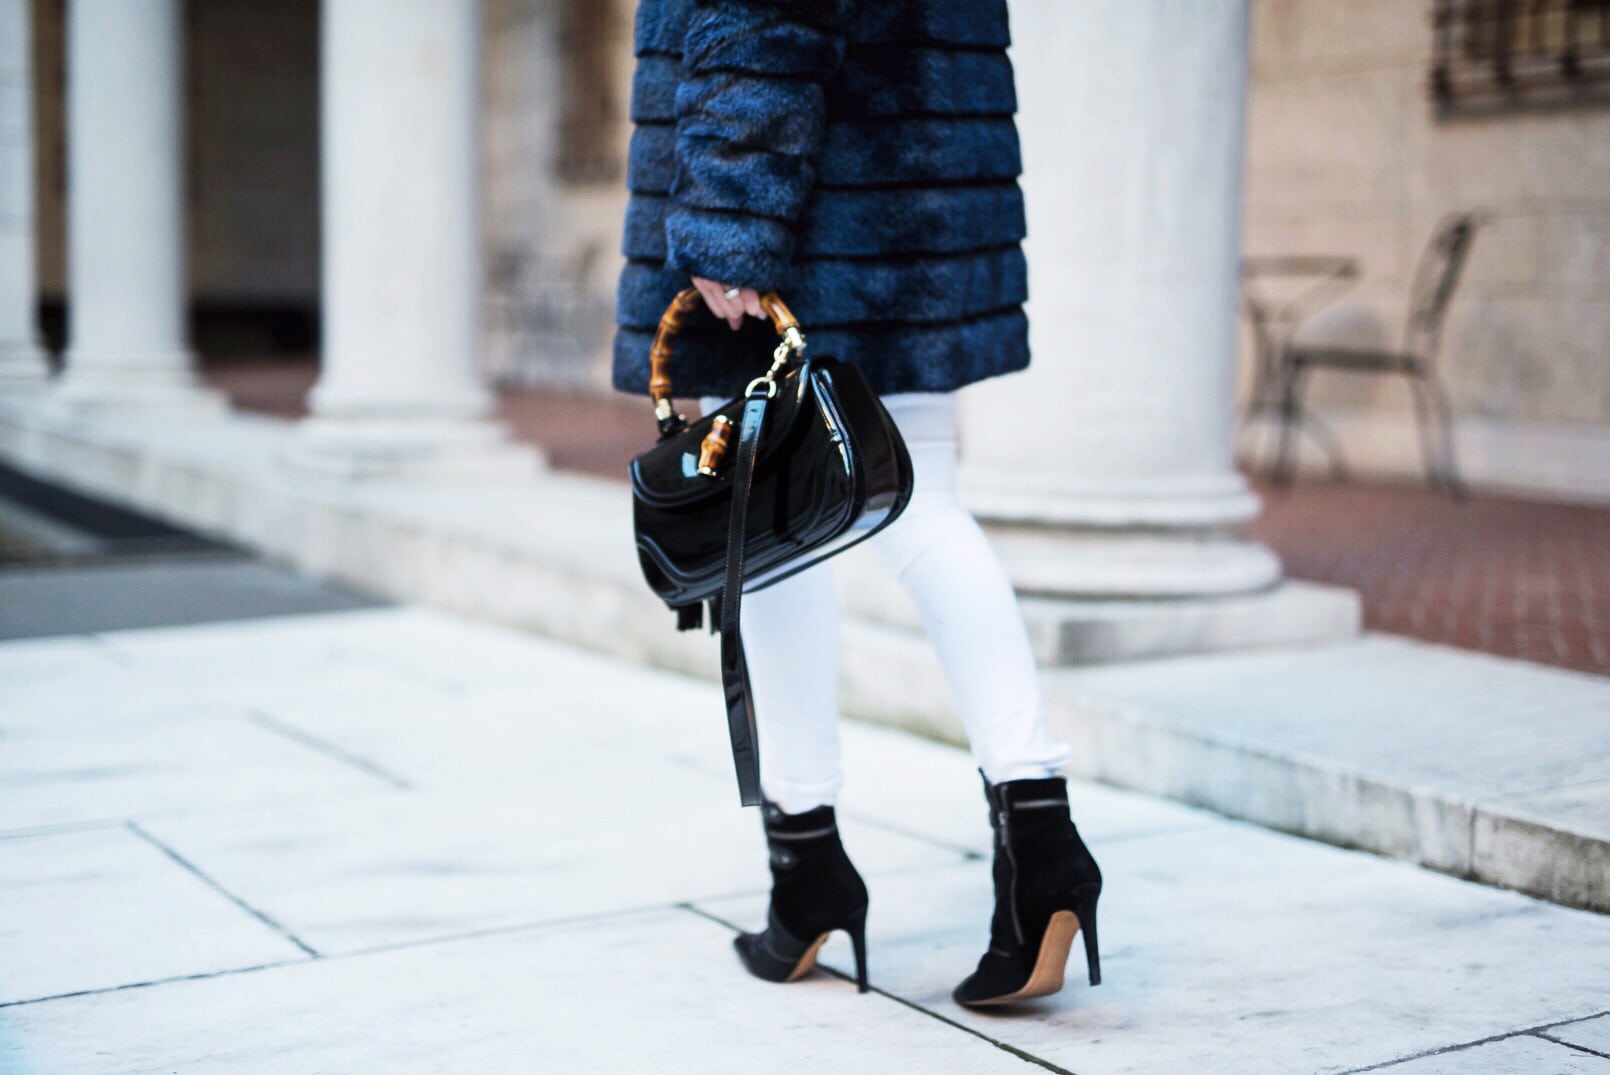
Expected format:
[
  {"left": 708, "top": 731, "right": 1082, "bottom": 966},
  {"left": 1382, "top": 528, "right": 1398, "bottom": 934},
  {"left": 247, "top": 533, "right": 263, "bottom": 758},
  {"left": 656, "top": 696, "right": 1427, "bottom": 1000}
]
[
  {"left": 767, "top": 825, "right": 838, "bottom": 840},
  {"left": 999, "top": 807, "right": 1026, "bottom": 946}
]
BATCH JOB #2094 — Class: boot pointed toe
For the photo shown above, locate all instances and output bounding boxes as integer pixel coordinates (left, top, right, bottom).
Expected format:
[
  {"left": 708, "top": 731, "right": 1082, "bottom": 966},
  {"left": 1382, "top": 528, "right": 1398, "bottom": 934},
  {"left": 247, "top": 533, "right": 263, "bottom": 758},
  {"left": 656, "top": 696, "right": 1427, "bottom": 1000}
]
[
  {"left": 952, "top": 948, "right": 1037, "bottom": 1007},
  {"left": 732, "top": 929, "right": 787, "bottom": 982}
]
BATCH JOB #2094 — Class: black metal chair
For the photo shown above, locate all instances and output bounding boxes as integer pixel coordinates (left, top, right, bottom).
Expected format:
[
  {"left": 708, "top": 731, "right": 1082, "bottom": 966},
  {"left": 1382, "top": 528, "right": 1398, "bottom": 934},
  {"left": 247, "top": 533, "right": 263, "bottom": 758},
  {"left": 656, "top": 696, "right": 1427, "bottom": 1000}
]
[
  {"left": 1239, "top": 256, "right": 1359, "bottom": 483},
  {"left": 1269, "top": 214, "right": 1481, "bottom": 499}
]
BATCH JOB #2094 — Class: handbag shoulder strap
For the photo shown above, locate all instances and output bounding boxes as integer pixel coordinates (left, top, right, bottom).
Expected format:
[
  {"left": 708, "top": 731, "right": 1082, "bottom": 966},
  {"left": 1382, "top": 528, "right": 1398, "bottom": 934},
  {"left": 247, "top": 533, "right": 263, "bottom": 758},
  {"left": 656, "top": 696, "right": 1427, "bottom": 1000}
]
[{"left": 717, "top": 392, "right": 770, "bottom": 806}]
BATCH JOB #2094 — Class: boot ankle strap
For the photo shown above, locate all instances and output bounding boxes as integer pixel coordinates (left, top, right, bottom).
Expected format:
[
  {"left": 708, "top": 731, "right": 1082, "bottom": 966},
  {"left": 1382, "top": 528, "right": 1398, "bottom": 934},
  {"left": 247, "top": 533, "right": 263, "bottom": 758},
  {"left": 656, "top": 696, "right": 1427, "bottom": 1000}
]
[
  {"left": 761, "top": 801, "right": 838, "bottom": 837},
  {"left": 766, "top": 823, "right": 840, "bottom": 841},
  {"left": 1009, "top": 797, "right": 1069, "bottom": 810}
]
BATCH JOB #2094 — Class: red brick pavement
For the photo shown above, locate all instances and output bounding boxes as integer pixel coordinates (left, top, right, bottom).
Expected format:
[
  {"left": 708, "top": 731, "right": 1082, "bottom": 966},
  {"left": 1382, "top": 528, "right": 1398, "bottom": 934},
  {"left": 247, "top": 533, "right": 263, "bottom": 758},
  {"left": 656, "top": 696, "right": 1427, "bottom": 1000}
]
[
  {"left": 1245, "top": 479, "right": 1609, "bottom": 676},
  {"left": 205, "top": 358, "right": 1610, "bottom": 678}
]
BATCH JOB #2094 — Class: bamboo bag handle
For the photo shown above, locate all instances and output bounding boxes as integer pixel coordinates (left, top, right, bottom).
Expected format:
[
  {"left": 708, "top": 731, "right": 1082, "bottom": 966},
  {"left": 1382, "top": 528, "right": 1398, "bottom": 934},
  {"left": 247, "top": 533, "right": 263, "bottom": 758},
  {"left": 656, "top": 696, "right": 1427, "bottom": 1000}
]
[{"left": 647, "top": 288, "right": 803, "bottom": 435}]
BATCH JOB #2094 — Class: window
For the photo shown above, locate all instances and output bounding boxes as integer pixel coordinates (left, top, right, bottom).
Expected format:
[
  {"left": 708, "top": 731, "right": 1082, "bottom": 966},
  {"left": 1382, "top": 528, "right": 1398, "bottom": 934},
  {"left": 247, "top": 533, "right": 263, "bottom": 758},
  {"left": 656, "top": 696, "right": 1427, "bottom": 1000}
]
[{"left": 1431, "top": 0, "right": 1610, "bottom": 114}]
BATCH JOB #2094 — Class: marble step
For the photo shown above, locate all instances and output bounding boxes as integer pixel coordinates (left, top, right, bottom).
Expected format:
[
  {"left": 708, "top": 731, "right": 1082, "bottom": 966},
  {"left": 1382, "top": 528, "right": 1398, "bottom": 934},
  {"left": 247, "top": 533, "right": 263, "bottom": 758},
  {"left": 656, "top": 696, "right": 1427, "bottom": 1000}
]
[
  {"left": 829, "top": 539, "right": 1361, "bottom": 665},
  {"left": 838, "top": 615, "right": 1610, "bottom": 914}
]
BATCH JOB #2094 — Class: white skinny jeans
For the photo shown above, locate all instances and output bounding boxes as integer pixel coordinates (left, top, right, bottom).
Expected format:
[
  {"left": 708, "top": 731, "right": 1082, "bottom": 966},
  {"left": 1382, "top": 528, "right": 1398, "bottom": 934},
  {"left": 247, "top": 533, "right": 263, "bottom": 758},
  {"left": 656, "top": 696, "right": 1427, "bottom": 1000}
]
[{"left": 697, "top": 390, "right": 1073, "bottom": 814}]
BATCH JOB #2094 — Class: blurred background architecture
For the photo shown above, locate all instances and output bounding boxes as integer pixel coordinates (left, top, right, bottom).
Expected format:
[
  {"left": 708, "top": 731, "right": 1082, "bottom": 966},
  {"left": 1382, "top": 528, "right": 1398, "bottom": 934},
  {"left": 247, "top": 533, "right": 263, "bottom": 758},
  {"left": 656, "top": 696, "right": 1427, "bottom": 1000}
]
[
  {"left": 0, "top": 2, "right": 1597, "bottom": 489},
  {"left": 7, "top": 0, "right": 1608, "bottom": 495}
]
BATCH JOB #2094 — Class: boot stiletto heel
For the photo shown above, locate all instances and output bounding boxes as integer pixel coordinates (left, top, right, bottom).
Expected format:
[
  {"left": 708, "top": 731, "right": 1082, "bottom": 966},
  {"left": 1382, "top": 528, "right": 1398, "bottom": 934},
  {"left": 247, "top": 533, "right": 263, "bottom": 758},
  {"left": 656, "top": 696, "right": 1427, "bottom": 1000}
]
[
  {"left": 953, "top": 772, "right": 1105, "bottom": 1007},
  {"left": 733, "top": 801, "right": 871, "bottom": 994},
  {"left": 1076, "top": 890, "right": 1101, "bottom": 986},
  {"left": 849, "top": 909, "right": 870, "bottom": 993}
]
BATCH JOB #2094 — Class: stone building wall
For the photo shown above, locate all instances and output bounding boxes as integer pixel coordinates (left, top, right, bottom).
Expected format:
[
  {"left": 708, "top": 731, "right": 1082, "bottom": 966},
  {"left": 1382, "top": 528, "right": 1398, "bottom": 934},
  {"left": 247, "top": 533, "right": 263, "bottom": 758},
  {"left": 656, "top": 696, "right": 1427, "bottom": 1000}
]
[
  {"left": 1243, "top": 0, "right": 1610, "bottom": 498},
  {"left": 185, "top": 0, "right": 319, "bottom": 305},
  {"left": 31, "top": 0, "right": 320, "bottom": 308},
  {"left": 481, "top": 0, "right": 631, "bottom": 390}
]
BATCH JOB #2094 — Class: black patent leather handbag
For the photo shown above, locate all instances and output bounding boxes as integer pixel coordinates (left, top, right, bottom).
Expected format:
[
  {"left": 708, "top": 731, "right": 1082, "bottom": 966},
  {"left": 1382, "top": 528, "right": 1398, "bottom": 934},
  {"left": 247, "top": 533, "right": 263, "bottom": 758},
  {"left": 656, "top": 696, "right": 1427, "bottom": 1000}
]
[{"left": 629, "top": 288, "right": 913, "bottom": 806}]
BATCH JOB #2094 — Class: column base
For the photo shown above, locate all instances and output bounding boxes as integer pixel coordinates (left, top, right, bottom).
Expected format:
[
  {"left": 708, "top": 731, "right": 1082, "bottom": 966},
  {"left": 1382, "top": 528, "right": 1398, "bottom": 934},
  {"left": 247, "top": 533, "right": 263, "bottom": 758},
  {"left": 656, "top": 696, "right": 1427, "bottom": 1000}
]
[
  {"left": 832, "top": 537, "right": 1359, "bottom": 667},
  {"left": 0, "top": 342, "right": 52, "bottom": 387},
  {"left": 48, "top": 351, "right": 227, "bottom": 416},
  {"left": 1016, "top": 581, "right": 1360, "bottom": 664},
  {"left": 281, "top": 415, "right": 545, "bottom": 481},
  {"left": 960, "top": 467, "right": 1264, "bottom": 529},
  {"left": 983, "top": 524, "right": 1283, "bottom": 598},
  {"left": 960, "top": 464, "right": 1282, "bottom": 599}
]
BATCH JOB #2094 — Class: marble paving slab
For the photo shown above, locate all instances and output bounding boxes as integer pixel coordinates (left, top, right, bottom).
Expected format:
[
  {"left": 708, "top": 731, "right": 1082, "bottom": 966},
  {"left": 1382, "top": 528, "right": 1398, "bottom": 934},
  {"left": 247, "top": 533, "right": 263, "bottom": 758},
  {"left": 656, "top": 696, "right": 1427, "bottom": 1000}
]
[
  {"left": 0, "top": 826, "right": 306, "bottom": 1004},
  {"left": 1371, "top": 1036, "right": 1610, "bottom": 1073},
  {"left": 241, "top": 648, "right": 736, "bottom": 791},
  {"left": 696, "top": 817, "right": 1610, "bottom": 1075},
  {"left": 661, "top": 715, "right": 1220, "bottom": 860},
  {"left": 178, "top": 607, "right": 1220, "bottom": 857},
  {"left": 0, "top": 634, "right": 144, "bottom": 732},
  {"left": 0, "top": 632, "right": 123, "bottom": 676},
  {"left": 0, "top": 907, "right": 1041, "bottom": 1075},
  {"left": 1543, "top": 1013, "right": 1610, "bottom": 1058},
  {"left": 133, "top": 762, "right": 966, "bottom": 956},
  {"left": 108, "top": 604, "right": 667, "bottom": 698},
  {"left": 0, "top": 711, "right": 398, "bottom": 831},
  {"left": 7, "top": 605, "right": 1610, "bottom": 1073},
  {"left": 19, "top": 606, "right": 720, "bottom": 766},
  {"left": 0, "top": 627, "right": 428, "bottom": 739}
]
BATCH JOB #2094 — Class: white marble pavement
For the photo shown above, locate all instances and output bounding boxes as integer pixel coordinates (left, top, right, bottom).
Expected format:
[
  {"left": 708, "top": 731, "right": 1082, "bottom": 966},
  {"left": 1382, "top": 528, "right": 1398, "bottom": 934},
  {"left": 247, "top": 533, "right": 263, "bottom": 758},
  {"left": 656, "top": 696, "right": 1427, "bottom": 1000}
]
[{"left": 1, "top": 607, "right": 1608, "bottom": 1074}]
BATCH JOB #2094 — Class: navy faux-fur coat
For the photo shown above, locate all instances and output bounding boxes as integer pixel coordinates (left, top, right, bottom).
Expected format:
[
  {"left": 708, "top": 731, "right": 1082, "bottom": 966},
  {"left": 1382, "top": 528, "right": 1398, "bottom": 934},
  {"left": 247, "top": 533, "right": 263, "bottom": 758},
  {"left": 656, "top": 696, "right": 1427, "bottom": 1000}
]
[{"left": 612, "top": 0, "right": 1029, "bottom": 399}]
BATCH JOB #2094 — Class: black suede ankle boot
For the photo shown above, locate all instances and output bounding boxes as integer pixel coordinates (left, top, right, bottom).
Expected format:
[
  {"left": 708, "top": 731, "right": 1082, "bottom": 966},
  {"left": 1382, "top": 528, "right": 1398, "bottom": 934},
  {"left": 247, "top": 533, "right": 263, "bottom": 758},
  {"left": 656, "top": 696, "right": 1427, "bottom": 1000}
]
[
  {"left": 953, "top": 771, "right": 1103, "bottom": 1007},
  {"left": 733, "top": 800, "right": 870, "bottom": 993}
]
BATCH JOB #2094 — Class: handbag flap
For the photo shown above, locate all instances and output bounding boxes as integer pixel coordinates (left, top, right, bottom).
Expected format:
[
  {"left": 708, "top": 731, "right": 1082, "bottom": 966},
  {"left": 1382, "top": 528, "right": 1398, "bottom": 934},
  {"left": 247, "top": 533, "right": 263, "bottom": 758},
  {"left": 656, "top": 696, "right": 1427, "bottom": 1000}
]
[{"left": 628, "top": 361, "right": 823, "bottom": 509}]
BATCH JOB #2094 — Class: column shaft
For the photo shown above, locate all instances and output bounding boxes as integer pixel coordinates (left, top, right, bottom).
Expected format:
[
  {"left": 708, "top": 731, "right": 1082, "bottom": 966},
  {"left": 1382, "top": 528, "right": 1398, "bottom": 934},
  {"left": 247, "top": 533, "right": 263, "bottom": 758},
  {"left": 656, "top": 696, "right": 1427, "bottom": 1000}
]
[
  {"left": 56, "top": 0, "right": 216, "bottom": 409},
  {"left": 0, "top": 0, "right": 48, "bottom": 383},
  {"left": 959, "top": 0, "right": 1279, "bottom": 596},
  {"left": 293, "top": 0, "right": 536, "bottom": 479}
]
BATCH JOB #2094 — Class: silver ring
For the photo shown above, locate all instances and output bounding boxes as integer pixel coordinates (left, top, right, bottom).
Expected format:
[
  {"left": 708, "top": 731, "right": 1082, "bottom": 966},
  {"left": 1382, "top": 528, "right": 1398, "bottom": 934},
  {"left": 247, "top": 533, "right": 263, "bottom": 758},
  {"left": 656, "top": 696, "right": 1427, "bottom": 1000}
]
[{"left": 723, "top": 286, "right": 742, "bottom": 300}]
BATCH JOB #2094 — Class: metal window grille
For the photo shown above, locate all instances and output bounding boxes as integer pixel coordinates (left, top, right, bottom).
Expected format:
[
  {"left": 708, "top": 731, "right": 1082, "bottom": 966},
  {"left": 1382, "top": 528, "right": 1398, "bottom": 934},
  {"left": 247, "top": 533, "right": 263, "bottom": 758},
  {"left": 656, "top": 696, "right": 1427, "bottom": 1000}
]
[{"left": 1431, "top": 0, "right": 1610, "bottom": 114}]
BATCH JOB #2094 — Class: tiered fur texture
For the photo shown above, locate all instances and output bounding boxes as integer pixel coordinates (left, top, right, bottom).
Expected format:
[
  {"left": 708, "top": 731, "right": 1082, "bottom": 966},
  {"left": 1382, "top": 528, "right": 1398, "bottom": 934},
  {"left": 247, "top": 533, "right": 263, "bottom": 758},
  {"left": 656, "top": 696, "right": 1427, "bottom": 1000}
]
[{"left": 614, "top": 0, "right": 1030, "bottom": 399}]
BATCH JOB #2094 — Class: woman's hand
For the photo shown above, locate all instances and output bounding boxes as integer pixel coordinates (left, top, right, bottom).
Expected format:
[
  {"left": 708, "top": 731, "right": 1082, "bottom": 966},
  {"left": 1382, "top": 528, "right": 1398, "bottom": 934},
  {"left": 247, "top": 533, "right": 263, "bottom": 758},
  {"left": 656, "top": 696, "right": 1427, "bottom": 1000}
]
[{"left": 692, "top": 277, "right": 764, "bottom": 331}]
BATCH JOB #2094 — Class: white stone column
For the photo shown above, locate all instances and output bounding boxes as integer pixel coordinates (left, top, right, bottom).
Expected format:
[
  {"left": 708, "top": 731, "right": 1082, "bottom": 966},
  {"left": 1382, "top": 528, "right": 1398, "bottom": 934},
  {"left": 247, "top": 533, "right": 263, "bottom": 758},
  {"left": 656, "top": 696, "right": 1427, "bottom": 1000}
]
[
  {"left": 53, "top": 0, "right": 220, "bottom": 412},
  {"left": 288, "top": 0, "right": 537, "bottom": 479},
  {"left": 960, "top": 0, "right": 1280, "bottom": 598},
  {"left": 0, "top": 0, "right": 49, "bottom": 385}
]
